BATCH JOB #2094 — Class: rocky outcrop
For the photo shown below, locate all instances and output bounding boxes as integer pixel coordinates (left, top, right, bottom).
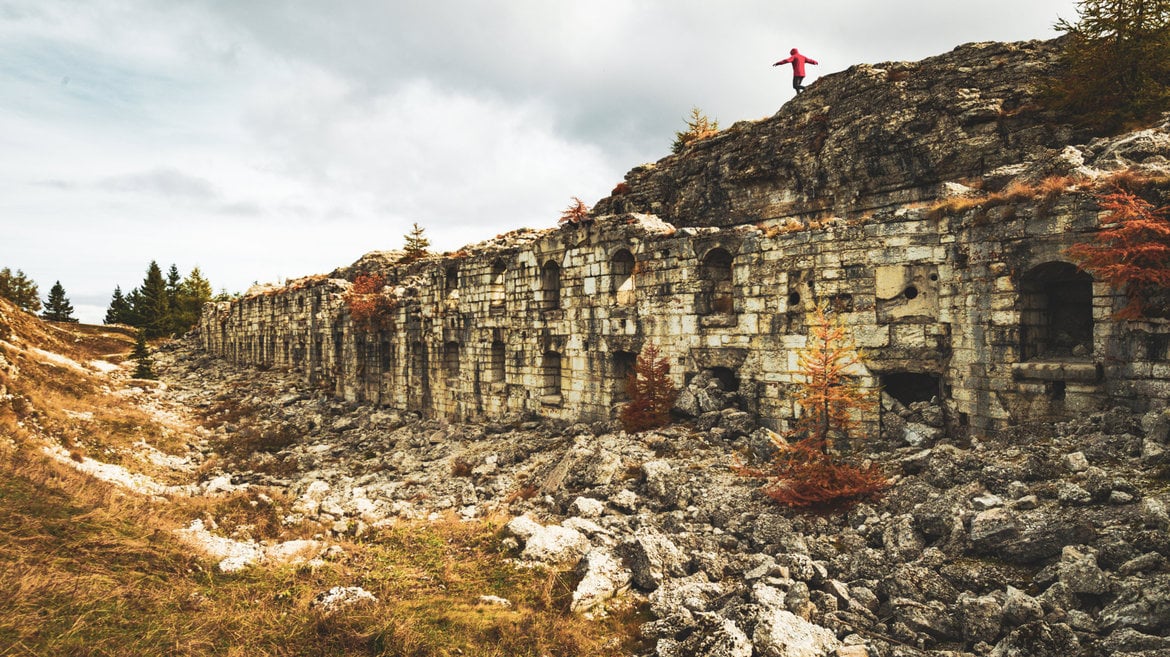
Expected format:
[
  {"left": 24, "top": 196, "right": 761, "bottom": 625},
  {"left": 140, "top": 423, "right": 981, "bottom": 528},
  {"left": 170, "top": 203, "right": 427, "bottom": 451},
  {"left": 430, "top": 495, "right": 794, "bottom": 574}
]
[
  {"left": 158, "top": 338, "right": 1170, "bottom": 657},
  {"left": 593, "top": 40, "right": 1076, "bottom": 225}
]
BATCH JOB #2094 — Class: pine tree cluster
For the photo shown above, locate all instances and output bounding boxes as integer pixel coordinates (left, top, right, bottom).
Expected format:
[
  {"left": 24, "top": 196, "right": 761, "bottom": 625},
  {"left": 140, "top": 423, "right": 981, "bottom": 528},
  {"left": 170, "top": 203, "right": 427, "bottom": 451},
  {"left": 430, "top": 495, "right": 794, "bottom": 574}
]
[
  {"left": 0, "top": 268, "right": 42, "bottom": 314},
  {"left": 104, "top": 262, "right": 215, "bottom": 337},
  {"left": 1052, "top": 0, "right": 1170, "bottom": 132}
]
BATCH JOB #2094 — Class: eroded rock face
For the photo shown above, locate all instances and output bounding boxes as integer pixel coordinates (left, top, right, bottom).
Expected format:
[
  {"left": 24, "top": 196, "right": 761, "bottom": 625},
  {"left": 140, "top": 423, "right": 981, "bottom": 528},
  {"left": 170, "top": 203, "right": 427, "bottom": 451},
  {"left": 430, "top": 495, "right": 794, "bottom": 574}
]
[{"left": 593, "top": 40, "right": 1074, "bottom": 225}]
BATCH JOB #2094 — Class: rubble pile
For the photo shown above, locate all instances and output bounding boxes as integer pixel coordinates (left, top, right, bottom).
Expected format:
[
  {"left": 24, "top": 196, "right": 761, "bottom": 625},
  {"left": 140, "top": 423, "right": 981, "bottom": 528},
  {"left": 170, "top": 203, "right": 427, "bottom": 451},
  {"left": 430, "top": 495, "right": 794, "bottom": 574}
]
[{"left": 158, "top": 341, "right": 1170, "bottom": 657}]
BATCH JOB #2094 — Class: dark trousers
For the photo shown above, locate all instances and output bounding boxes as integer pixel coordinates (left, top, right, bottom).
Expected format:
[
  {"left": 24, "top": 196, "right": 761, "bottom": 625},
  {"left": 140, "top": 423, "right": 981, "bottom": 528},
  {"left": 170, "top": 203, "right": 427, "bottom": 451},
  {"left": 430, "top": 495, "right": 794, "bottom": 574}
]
[{"left": 793, "top": 76, "right": 805, "bottom": 93}]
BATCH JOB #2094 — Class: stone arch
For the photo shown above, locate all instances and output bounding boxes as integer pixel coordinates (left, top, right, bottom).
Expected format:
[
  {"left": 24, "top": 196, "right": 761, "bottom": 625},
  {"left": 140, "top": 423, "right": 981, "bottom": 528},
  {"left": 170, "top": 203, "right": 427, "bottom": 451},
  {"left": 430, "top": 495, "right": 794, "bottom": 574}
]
[
  {"left": 1019, "top": 261, "right": 1093, "bottom": 360},
  {"left": 444, "top": 264, "right": 459, "bottom": 304},
  {"left": 611, "top": 249, "right": 636, "bottom": 306},
  {"left": 611, "top": 350, "right": 637, "bottom": 402},
  {"left": 543, "top": 350, "right": 563, "bottom": 398},
  {"left": 490, "top": 339, "right": 506, "bottom": 383},
  {"left": 443, "top": 341, "right": 461, "bottom": 380},
  {"left": 490, "top": 259, "right": 507, "bottom": 307},
  {"left": 541, "top": 260, "right": 561, "bottom": 311},
  {"left": 698, "top": 247, "right": 735, "bottom": 316}
]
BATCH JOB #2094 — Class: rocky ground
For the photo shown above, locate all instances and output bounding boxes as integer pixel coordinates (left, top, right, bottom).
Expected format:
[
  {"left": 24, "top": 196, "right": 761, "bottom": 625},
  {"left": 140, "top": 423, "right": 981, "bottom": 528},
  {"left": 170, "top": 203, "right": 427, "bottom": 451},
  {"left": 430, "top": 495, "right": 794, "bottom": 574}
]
[{"left": 152, "top": 339, "right": 1170, "bottom": 657}]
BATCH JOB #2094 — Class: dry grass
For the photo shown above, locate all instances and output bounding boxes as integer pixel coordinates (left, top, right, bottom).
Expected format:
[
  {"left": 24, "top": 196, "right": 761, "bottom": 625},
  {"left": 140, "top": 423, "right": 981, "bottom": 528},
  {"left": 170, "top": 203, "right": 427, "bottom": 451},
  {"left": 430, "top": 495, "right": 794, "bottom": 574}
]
[
  {"left": 927, "top": 169, "right": 1170, "bottom": 226},
  {"left": 0, "top": 443, "right": 647, "bottom": 657},
  {"left": 0, "top": 297, "right": 647, "bottom": 656}
]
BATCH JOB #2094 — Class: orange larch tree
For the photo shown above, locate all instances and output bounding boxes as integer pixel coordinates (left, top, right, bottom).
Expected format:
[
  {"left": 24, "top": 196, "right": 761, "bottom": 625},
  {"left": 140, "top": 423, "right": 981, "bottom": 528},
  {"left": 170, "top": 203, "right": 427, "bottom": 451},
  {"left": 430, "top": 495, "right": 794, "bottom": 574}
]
[
  {"left": 1067, "top": 189, "right": 1170, "bottom": 319},
  {"left": 345, "top": 273, "right": 398, "bottom": 332},
  {"left": 619, "top": 343, "right": 678, "bottom": 433},
  {"left": 753, "top": 304, "right": 888, "bottom": 511}
]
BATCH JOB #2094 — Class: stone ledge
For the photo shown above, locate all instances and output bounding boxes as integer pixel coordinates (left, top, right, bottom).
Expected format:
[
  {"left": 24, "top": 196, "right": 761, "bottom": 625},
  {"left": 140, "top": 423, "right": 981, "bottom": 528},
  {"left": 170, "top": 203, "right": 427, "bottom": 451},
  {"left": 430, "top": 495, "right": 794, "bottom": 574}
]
[{"left": 1012, "top": 361, "right": 1102, "bottom": 383}]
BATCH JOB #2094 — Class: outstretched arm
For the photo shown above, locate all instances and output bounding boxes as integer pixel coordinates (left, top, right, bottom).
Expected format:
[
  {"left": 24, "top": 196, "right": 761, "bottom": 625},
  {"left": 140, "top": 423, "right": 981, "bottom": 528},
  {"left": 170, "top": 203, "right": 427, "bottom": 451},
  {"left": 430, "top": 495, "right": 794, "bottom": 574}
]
[{"left": 773, "top": 56, "right": 794, "bottom": 67}]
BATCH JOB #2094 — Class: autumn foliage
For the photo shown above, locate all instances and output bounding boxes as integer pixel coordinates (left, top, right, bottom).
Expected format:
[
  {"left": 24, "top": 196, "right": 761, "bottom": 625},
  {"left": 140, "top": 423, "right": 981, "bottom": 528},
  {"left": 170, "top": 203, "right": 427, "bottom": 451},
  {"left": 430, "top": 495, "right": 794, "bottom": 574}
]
[
  {"left": 746, "top": 305, "right": 887, "bottom": 512},
  {"left": 559, "top": 197, "right": 591, "bottom": 226},
  {"left": 671, "top": 107, "right": 719, "bottom": 153},
  {"left": 1067, "top": 189, "right": 1170, "bottom": 319},
  {"left": 345, "top": 273, "right": 397, "bottom": 332},
  {"left": 619, "top": 343, "right": 678, "bottom": 433}
]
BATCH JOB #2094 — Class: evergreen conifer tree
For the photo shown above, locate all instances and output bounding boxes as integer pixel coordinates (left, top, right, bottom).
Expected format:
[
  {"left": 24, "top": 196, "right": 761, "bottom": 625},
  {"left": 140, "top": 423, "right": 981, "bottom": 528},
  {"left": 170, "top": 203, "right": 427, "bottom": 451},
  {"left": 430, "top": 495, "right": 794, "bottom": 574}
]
[
  {"left": 175, "top": 266, "right": 214, "bottom": 331},
  {"left": 41, "top": 280, "right": 77, "bottom": 322},
  {"left": 105, "top": 286, "right": 132, "bottom": 325},
  {"left": 401, "top": 223, "right": 430, "bottom": 263},
  {"left": 132, "top": 261, "right": 171, "bottom": 338},
  {"left": 1052, "top": 0, "right": 1170, "bottom": 131},
  {"left": 0, "top": 267, "right": 42, "bottom": 313},
  {"left": 164, "top": 264, "right": 183, "bottom": 334},
  {"left": 131, "top": 329, "right": 156, "bottom": 379}
]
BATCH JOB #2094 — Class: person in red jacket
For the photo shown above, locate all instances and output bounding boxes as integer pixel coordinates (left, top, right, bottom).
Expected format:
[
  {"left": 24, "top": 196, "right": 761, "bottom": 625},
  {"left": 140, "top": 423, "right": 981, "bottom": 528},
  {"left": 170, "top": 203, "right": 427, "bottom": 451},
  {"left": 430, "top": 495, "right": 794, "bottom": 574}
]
[{"left": 773, "top": 47, "right": 818, "bottom": 94}]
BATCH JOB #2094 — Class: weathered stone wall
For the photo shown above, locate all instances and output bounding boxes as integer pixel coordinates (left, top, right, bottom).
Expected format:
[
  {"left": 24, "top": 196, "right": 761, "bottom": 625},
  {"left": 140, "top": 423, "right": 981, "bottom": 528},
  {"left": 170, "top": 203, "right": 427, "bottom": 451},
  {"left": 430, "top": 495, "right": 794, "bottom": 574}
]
[
  {"left": 199, "top": 187, "right": 1170, "bottom": 434},
  {"left": 198, "top": 39, "right": 1170, "bottom": 435}
]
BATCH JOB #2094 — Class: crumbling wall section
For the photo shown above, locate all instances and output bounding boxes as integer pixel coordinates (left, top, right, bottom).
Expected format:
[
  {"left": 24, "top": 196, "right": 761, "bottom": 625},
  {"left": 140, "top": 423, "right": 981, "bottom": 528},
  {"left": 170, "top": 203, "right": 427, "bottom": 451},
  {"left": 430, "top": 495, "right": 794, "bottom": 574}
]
[{"left": 199, "top": 190, "right": 1170, "bottom": 434}]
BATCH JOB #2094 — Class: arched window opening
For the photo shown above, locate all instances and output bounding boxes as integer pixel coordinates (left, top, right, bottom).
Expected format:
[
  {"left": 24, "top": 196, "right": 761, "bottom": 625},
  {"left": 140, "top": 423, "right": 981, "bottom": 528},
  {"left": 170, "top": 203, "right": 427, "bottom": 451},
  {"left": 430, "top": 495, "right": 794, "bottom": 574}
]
[
  {"left": 699, "top": 248, "right": 735, "bottom": 315},
  {"left": 444, "top": 341, "right": 460, "bottom": 379},
  {"left": 444, "top": 265, "right": 459, "bottom": 305},
  {"left": 1020, "top": 262, "right": 1094, "bottom": 360},
  {"left": 880, "top": 372, "right": 940, "bottom": 407},
  {"left": 709, "top": 366, "right": 741, "bottom": 393},
  {"left": 611, "top": 249, "right": 636, "bottom": 306},
  {"left": 611, "top": 351, "right": 637, "bottom": 402},
  {"left": 543, "top": 351, "right": 563, "bottom": 398},
  {"left": 490, "top": 259, "right": 507, "bottom": 307},
  {"left": 490, "top": 340, "right": 506, "bottom": 383},
  {"left": 541, "top": 260, "right": 561, "bottom": 311}
]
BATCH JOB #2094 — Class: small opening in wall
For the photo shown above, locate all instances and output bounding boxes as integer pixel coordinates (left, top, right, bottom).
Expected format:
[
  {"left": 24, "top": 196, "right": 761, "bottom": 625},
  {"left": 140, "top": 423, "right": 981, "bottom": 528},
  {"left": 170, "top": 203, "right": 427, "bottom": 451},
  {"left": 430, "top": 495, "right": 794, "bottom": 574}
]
[
  {"left": 611, "top": 351, "right": 637, "bottom": 402},
  {"left": 788, "top": 292, "right": 802, "bottom": 307},
  {"left": 881, "top": 372, "right": 940, "bottom": 406},
  {"left": 903, "top": 286, "right": 919, "bottom": 300},
  {"left": 543, "top": 351, "right": 563, "bottom": 397},
  {"left": 1048, "top": 380, "right": 1067, "bottom": 401},
  {"left": 929, "top": 273, "right": 939, "bottom": 282},
  {"left": 710, "top": 366, "right": 741, "bottom": 392}
]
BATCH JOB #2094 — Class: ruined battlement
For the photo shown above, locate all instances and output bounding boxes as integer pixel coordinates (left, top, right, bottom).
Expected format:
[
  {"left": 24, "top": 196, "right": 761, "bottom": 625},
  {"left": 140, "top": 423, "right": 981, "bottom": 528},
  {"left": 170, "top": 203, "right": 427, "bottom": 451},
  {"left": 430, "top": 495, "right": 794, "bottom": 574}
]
[{"left": 199, "top": 39, "right": 1170, "bottom": 435}]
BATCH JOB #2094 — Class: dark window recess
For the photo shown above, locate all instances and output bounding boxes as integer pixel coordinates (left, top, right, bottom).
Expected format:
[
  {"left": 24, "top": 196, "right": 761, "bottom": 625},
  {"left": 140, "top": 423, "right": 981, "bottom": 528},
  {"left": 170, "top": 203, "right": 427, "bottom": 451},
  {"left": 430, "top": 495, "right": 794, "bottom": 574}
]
[
  {"left": 612, "top": 249, "right": 635, "bottom": 304},
  {"left": 541, "top": 261, "right": 561, "bottom": 310},
  {"left": 444, "top": 342, "right": 460, "bottom": 378},
  {"left": 1020, "top": 262, "right": 1093, "bottom": 360},
  {"left": 490, "top": 260, "right": 507, "bottom": 304},
  {"left": 490, "top": 340, "right": 506, "bottom": 383},
  {"left": 881, "top": 372, "right": 940, "bottom": 406},
  {"left": 710, "top": 366, "right": 740, "bottom": 392},
  {"left": 543, "top": 351, "right": 562, "bottom": 396},
  {"left": 611, "top": 351, "right": 637, "bottom": 402},
  {"left": 1048, "top": 380, "right": 1067, "bottom": 401},
  {"left": 699, "top": 248, "right": 734, "bottom": 315}
]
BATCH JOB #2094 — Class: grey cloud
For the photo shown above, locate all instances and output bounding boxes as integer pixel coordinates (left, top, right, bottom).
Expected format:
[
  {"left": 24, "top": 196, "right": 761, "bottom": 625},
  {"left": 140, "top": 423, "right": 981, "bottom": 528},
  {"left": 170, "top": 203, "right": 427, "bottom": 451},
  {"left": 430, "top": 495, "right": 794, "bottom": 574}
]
[{"left": 99, "top": 167, "right": 219, "bottom": 200}]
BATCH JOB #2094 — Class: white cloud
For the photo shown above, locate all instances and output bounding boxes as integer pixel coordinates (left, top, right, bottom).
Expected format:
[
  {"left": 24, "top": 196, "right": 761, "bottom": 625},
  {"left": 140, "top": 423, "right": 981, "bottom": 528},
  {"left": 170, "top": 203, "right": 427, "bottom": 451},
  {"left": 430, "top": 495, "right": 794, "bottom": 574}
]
[{"left": 0, "top": 0, "right": 1081, "bottom": 326}]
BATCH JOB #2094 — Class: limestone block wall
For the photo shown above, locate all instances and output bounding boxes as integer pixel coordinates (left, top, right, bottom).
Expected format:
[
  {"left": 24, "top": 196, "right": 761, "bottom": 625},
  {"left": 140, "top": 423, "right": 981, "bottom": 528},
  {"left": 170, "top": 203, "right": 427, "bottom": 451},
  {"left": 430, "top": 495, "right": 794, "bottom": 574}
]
[{"left": 199, "top": 194, "right": 1170, "bottom": 435}]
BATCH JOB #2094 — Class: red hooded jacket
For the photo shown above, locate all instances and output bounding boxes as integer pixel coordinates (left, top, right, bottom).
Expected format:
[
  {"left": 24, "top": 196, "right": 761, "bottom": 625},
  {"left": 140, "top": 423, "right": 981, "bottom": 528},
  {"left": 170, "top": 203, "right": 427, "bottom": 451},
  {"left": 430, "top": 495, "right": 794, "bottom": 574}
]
[{"left": 774, "top": 48, "right": 817, "bottom": 76}]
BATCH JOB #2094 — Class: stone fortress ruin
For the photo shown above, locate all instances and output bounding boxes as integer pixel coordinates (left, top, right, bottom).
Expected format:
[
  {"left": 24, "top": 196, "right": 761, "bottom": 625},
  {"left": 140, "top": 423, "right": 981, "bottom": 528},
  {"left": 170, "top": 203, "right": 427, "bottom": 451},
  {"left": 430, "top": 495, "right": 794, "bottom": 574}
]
[{"left": 198, "top": 39, "right": 1170, "bottom": 437}]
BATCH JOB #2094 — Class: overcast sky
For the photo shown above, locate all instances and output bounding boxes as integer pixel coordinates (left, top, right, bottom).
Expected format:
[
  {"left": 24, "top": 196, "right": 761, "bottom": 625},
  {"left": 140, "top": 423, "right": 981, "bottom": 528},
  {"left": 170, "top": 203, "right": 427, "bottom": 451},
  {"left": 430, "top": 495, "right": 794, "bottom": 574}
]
[{"left": 1, "top": 0, "right": 1080, "bottom": 324}]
